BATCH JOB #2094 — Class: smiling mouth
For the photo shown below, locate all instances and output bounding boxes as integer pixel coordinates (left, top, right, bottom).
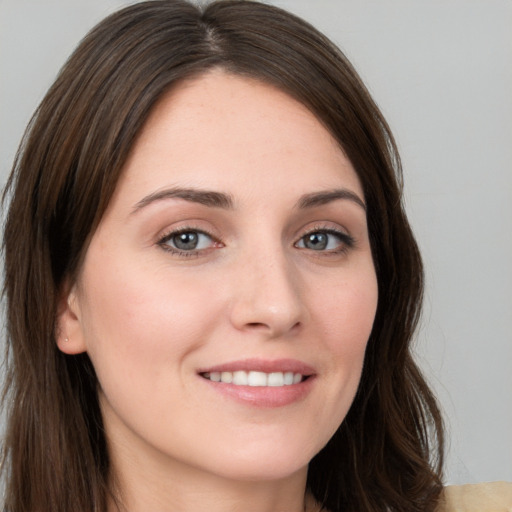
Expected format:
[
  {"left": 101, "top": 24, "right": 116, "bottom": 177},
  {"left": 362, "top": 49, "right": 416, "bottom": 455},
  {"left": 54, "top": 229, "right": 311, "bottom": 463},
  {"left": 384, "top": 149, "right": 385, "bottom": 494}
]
[{"left": 201, "top": 371, "right": 308, "bottom": 387}]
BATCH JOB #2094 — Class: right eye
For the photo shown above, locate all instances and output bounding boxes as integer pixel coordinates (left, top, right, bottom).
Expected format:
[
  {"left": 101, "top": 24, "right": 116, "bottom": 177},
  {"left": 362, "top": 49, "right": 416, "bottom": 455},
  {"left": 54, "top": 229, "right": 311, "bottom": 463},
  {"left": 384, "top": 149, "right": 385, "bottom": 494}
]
[{"left": 158, "top": 229, "right": 218, "bottom": 255}]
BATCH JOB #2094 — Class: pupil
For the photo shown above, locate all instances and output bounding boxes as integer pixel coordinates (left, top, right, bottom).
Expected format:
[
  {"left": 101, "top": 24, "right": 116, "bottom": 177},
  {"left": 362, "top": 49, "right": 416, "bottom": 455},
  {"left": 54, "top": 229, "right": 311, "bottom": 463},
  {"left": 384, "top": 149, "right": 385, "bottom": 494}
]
[
  {"left": 305, "top": 233, "right": 327, "bottom": 250},
  {"left": 174, "top": 232, "right": 198, "bottom": 250}
]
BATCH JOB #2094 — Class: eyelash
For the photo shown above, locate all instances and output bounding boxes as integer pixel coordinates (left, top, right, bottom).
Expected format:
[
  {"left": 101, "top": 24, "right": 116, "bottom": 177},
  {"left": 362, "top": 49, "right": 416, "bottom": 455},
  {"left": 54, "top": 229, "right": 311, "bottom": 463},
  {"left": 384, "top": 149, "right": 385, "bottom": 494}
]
[
  {"left": 157, "top": 227, "right": 220, "bottom": 258},
  {"left": 156, "top": 225, "right": 355, "bottom": 258},
  {"left": 296, "top": 226, "right": 355, "bottom": 256}
]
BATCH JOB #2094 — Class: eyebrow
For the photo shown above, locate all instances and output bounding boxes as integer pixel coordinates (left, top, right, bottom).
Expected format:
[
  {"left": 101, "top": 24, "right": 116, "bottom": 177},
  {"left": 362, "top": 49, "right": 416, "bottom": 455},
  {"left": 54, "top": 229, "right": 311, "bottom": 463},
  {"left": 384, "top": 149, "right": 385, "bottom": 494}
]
[
  {"left": 297, "top": 189, "right": 366, "bottom": 211},
  {"left": 131, "top": 186, "right": 365, "bottom": 214},
  {"left": 132, "top": 187, "right": 234, "bottom": 213}
]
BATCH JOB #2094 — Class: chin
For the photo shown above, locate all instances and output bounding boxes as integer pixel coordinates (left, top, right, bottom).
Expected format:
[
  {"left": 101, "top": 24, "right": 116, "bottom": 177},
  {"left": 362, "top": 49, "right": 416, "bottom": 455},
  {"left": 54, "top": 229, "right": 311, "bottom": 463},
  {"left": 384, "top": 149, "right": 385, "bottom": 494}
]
[
  {"left": 192, "top": 435, "right": 322, "bottom": 483},
  {"left": 207, "top": 456, "right": 310, "bottom": 483}
]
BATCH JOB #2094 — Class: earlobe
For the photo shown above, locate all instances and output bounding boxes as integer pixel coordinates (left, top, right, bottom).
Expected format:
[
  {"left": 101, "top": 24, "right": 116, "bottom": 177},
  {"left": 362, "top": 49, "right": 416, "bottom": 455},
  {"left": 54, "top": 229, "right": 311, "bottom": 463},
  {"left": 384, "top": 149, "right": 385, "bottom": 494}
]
[{"left": 56, "top": 283, "right": 87, "bottom": 355}]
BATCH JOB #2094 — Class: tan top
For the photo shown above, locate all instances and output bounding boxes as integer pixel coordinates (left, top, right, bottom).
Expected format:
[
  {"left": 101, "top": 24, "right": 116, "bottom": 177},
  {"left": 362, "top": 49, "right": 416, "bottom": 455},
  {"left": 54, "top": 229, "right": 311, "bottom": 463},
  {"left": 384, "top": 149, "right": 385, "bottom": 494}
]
[{"left": 438, "top": 482, "right": 512, "bottom": 512}]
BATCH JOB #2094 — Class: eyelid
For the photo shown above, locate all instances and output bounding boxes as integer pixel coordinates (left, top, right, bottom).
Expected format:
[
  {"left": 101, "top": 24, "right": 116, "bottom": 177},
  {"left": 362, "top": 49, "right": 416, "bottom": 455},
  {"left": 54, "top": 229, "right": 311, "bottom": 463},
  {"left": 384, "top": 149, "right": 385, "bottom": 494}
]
[
  {"left": 294, "top": 224, "right": 356, "bottom": 254},
  {"left": 157, "top": 225, "right": 222, "bottom": 257},
  {"left": 296, "top": 222, "right": 351, "bottom": 241}
]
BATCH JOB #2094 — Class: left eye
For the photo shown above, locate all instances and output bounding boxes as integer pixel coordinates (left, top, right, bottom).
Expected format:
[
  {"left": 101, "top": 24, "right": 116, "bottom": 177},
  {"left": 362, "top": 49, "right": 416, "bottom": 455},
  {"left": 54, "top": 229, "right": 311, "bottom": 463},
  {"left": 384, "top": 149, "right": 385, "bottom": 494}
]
[
  {"left": 161, "top": 230, "right": 214, "bottom": 251},
  {"left": 295, "top": 231, "right": 347, "bottom": 251}
]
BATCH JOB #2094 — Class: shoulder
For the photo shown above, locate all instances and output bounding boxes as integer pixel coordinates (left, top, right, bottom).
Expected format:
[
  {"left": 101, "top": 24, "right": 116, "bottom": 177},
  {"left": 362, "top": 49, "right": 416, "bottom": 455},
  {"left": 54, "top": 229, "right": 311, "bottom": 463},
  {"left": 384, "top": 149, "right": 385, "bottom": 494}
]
[{"left": 437, "top": 481, "right": 512, "bottom": 511}]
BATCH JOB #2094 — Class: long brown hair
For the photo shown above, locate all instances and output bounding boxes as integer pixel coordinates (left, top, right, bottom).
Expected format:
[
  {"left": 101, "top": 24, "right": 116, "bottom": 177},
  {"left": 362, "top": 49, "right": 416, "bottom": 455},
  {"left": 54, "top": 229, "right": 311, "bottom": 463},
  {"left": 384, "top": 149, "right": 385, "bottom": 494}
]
[{"left": 1, "top": 1, "right": 444, "bottom": 511}]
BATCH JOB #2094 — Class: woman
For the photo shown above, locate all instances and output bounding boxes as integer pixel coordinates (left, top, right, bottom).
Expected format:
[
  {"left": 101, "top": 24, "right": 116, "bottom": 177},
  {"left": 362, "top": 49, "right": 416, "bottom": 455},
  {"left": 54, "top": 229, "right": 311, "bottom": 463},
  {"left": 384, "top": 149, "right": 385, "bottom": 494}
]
[{"left": 1, "top": 1, "right": 445, "bottom": 511}]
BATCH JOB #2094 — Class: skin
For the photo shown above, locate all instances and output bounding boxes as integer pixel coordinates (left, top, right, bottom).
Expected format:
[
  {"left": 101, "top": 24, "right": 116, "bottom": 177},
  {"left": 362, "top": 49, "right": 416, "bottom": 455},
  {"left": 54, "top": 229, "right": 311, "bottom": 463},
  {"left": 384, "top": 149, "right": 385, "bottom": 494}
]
[{"left": 58, "top": 70, "right": 378, "bottom": 512}]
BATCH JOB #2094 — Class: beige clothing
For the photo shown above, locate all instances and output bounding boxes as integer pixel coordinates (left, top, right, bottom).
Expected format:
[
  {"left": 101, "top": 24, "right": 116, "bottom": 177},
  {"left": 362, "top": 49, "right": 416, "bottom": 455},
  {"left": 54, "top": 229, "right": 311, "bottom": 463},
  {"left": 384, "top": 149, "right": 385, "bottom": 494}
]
[{"left": 438, "top": 482, "right": 512, "bottom": 512}]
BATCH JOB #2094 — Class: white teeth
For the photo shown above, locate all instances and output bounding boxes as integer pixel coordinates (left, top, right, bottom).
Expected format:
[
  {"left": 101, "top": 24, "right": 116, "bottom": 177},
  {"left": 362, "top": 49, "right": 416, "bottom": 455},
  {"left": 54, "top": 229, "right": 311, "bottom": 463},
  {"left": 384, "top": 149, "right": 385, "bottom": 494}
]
[
  {"left": 221, "top": 371, "right": 233, "bottom": 384},
  {"left": 204, "top": 370, "right": 305, "bottom": 387},
  {"left": 267, "top": 372, "right": 284, "bottom": 386},
  {"left": 233, "top": 371, "right": 248, "bottom": 385},
  {"left": 248, "top": 371, "right": 267, "bottom": 386}
]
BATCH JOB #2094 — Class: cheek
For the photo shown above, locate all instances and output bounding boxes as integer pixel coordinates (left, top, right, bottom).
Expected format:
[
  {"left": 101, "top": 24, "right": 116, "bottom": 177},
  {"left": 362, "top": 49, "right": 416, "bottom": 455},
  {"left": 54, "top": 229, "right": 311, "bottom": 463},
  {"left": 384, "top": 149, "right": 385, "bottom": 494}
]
[
  {"left": 77, "top": 254, "right": 224, "bottom": 387},
  {"left": 315, "top": 269, "right": 378, "bottom": 356},
  {"left": 312, "top": 266, "right": 377, "bottom": 409},
  {"left": 294, "top": 267, "right": 377, "bottom": 448},
  {"left": 76, "top": 259, "right": 230, "bottom": 447}
]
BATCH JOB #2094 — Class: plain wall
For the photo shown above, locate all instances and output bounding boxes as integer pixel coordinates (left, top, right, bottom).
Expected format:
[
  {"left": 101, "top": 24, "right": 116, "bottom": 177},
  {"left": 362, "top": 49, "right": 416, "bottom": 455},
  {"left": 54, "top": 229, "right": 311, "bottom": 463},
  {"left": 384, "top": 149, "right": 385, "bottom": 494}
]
[{"left": 1, "top": 0, "right": 511, "bottom": 485}]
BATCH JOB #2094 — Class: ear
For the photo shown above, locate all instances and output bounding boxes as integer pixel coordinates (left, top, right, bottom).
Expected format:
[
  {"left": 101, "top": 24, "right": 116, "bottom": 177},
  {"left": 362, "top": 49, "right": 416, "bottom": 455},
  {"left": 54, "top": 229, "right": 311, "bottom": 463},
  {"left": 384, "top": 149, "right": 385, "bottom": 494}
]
[{"left": 55, "top": 282, "right": 88, "bottom": 355}]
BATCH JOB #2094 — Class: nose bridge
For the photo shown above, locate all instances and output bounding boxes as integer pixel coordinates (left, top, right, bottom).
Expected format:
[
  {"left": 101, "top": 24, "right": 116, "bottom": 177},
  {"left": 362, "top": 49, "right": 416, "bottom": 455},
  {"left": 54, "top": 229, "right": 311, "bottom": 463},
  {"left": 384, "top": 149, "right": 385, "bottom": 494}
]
[{"left": 229, "top": 239, "right": 304, "bottom": 336}]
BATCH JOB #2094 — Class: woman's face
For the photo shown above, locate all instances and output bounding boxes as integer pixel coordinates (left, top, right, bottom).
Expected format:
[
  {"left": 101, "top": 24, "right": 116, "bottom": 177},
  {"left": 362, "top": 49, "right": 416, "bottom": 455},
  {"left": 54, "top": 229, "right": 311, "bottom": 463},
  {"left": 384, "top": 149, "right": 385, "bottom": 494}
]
[{"left": 60, "top": 70, "right": 378, "bottom": 483}]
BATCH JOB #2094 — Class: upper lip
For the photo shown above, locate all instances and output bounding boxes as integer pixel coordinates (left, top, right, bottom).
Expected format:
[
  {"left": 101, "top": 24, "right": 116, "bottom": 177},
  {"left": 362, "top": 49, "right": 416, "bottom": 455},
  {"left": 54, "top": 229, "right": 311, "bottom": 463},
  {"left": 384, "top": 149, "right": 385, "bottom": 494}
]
[{"left": 197, "top": 358, "right": 315, "bottom": 376}]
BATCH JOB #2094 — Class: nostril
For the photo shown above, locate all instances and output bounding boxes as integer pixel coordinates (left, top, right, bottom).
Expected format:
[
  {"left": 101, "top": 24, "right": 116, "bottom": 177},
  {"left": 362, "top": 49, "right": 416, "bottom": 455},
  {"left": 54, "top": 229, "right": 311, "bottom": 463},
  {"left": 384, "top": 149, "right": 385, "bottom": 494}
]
[{"left": 243, "top": 321, "right": 302, "bottom": 338}]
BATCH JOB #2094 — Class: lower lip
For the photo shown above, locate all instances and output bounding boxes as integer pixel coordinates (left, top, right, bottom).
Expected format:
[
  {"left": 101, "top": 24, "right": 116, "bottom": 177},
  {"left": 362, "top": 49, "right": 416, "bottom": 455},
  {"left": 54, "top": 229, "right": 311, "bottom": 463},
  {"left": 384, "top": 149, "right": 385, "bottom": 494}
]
[{"left": 200, "top": 376, "right": 315, "bottom": 408}]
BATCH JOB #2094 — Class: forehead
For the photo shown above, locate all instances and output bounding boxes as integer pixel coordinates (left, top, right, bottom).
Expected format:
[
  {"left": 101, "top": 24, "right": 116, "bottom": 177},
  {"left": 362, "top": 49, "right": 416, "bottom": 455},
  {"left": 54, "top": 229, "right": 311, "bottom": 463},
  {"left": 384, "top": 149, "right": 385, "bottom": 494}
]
[{"left": 113, "top": 69, "right": 363, "bottom": 209}]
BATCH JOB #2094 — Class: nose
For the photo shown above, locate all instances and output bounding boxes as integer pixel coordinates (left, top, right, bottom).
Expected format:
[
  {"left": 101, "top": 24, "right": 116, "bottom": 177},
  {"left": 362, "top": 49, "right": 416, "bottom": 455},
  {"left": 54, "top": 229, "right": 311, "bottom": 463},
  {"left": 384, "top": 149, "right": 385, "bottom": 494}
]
[{"left": 228, "top": 250, "right": 304, "bottom": 338}]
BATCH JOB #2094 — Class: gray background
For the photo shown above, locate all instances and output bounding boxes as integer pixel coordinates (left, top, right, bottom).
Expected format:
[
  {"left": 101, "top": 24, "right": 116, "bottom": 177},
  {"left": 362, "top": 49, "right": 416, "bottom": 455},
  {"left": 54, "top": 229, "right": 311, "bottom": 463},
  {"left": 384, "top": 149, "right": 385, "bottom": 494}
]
[{"left": 1, "top": 0, "right": 511, "bottom": 485}]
